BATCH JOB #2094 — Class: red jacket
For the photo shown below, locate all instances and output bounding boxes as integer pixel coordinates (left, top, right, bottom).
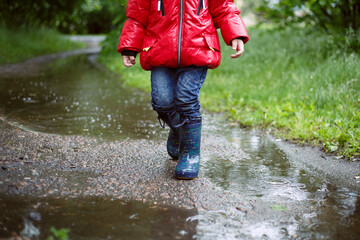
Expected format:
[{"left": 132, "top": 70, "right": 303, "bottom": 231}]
[{"left": 118, "top": 0, "right": 249, "bottom": 71}]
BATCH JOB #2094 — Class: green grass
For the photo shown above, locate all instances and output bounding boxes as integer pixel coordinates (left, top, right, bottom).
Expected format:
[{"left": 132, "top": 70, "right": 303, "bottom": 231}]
[
  {"left": 99, "top": 27, "right": 360, "bottom": 159},
  {"left": 0, "top": 26, "right": 86, "bottom": 64}
]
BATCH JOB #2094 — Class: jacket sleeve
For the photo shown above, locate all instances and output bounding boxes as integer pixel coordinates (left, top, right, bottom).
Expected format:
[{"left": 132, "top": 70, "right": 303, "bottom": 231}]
[
  {"left": 209, "top": 0, "right": 249, "bottom": 46},
  {"left": 117, "top": 0, "right": 150, "bottom": 54}
]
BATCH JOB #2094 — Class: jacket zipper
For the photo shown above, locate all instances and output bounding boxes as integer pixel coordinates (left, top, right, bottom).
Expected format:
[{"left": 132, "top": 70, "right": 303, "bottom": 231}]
[
  {"left": 158, "top": 0, "right": 165, "bottom": 16},
  {"left": 178, "top": 0, "right": 184, "bottom": 67},
  {"left": 197, "top": 0, "right": 205, "bottom": 15}
]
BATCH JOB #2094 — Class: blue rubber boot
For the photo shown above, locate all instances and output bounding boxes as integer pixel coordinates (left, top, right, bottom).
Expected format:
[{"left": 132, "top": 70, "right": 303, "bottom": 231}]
[
  {"left": 175, "top": 118, "right": 202, "bottom": 180},
  {"left": 167, "top": 127, "right": 180, "bottom": 160},
  {"left": 158, "top": 112, "right": 185, "bottom": 160}
]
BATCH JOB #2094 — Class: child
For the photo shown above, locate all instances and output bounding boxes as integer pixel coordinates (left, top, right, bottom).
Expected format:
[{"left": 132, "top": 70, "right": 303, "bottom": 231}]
[{"left": 118, "top": 0, "right": 249, "bottom": 180}]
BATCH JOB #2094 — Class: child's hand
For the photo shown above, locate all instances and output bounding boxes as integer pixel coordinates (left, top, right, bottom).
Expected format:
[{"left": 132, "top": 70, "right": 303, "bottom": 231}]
[
  {"left": 122, "top": 55, "right": 136, "bottom": 67},
  {"left": 231, "top": 39, "right": 244, "bottom": 59}
]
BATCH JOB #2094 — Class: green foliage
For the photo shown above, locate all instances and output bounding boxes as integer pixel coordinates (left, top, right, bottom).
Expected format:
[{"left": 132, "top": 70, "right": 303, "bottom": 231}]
[
  {"left": 0, "top": 0, "right": 83, "bottom": 29},
  {"left": 0, "top": 0, "right": 127, "bottom": 34},
  {"left": 206, "top": 27, "right": 360, "bottom": 159},
  {"left": 257, "top": 0, "right": 360, "bottom": 51},
  {"left": 258, "top": 0, "right": 360, "bottom": 30},
  {"left": 47, "top": 227, "right": 70, "bottom": 240},
  {"left": 0, "top": 26, "right": 85, "bottom": 64},
  {"left": 99, "top": 26, "right": 360, "bottom": 159},
  {"left": 57, "top": 0, "right": 128, "bottom": 34},
  {"left": 241, "top": 0, "right": 263, "bottom": 13}
]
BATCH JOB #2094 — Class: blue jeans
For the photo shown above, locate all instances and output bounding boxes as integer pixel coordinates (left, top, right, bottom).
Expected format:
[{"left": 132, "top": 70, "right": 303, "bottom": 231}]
[{"left": 151, "top": 66, "right": 207, "bottom": 126}]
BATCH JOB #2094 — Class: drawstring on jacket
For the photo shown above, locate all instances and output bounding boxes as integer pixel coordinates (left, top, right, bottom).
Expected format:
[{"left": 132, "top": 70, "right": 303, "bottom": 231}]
[
  {"left": 197, "top": 0, "right": 205, "bottom": 15},
  {"left": 158, "top": 0, "right": 165, "bottom": 16}
]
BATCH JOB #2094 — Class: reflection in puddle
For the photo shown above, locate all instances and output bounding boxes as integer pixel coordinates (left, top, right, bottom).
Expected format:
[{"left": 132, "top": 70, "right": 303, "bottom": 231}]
[
  {"left": 0, "top": 55, "right": 164, "bottom": 140},
  {"left": 203, "top": 128, "right": 318, "bottom": 201},
  {"left": 0, "top": 196, "right": 197, "bottom": 240},
  {"left": 198, "top": 127, "right": 360, "bottom": 239},
  {"left": 190, "top": 180, "right": 360, "bottom": 239},
  {"left": 240, "top": 221, "right": 298, "bottom": 239}
]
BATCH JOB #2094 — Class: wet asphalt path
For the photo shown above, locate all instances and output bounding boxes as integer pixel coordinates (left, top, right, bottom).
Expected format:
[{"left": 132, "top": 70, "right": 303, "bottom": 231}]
[
  {"left": 0, "top": 116, "right": 249, "bottom": 210},
  {"left": 1, "top": 112, "right": 360, "bottom": 239}
]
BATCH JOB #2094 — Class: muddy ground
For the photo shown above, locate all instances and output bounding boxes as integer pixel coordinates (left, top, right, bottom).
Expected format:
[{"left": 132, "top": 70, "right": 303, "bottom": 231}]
[{"left": 1, "top": 112, "right": 359, "bottom": 209}]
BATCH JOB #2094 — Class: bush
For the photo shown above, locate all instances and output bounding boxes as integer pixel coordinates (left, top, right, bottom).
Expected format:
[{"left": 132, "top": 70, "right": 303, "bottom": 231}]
[
  {"left": 57, "top": 0, "right": 127, "bottom": 34},
  {"left": 0, "top": 0, "right": 127, "bottom": 34},
  {"left": 257, "top": 0, "right": 360, "bottom": 51},
  {"left": 0, "top": 0, "right": 83, "bottom": 29}
]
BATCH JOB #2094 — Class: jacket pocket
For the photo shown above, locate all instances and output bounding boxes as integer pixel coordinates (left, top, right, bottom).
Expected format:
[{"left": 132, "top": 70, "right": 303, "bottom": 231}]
[
  {"left": 204, "top": 34, "right": 220, "bottom": 52},
  {"left": 141, "top": 37, "right": 157, "bottom": 52}
]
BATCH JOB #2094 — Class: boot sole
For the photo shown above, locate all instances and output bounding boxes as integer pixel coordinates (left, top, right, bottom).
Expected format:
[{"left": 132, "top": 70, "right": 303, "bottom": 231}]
[{"left": 176, "top": 176, "right": 198, "bottom": 180}]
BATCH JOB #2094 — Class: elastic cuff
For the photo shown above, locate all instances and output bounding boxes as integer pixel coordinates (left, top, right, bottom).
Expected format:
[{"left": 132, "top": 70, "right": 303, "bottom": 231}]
[
  {"left": 230, "top": 37, "right": 246, "bottom": 45},
  {"left": 121, "top": 50, "right": 138, "bottom": 57},
  {"left": 187, "top": 115, "right": 202, "bottom": 124}
]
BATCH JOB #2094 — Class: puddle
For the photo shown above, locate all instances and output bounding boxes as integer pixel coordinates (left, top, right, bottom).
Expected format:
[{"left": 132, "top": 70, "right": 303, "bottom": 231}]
[
  {"left": 0, "top": 54, "right": 164, "bottom": 140},
  {"left": 203, "top": 130, "right": 310, "bottom": 201},
  {"left": 198, "top": 128, "right": 360, "bottom": 239},
  {"left": 0, "top": 195, "right": 197, "bottom": 240}
]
